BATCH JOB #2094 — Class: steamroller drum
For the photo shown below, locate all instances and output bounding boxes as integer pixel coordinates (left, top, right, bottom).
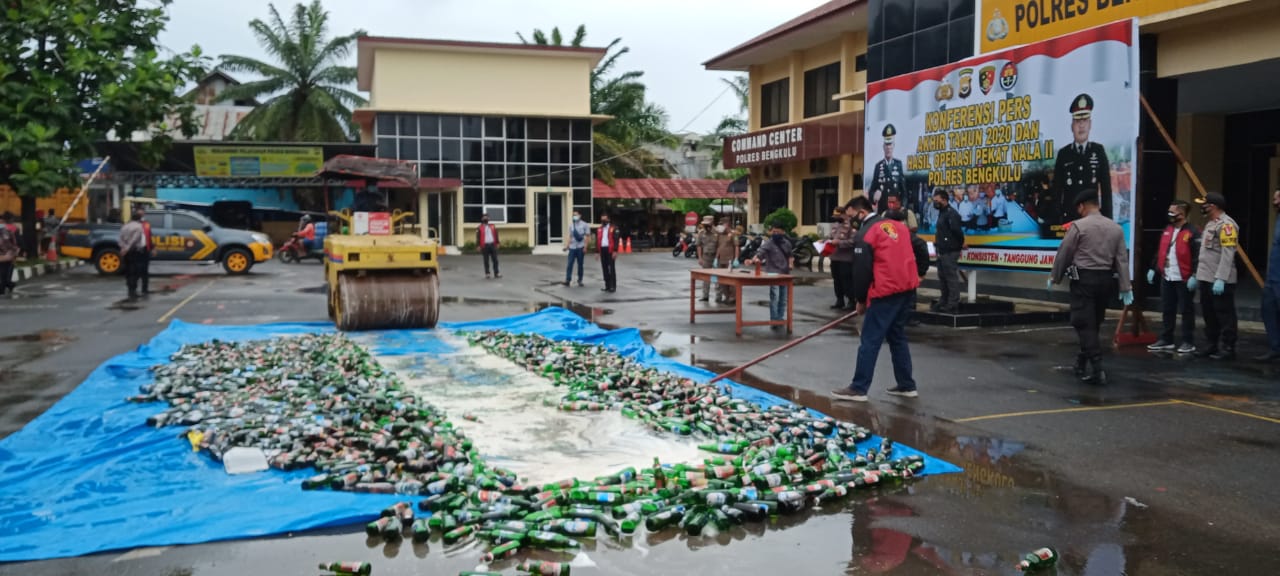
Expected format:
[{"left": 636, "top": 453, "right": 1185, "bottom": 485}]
[{"left": 334, "top": 271, "right": 440, "bottom": 331}]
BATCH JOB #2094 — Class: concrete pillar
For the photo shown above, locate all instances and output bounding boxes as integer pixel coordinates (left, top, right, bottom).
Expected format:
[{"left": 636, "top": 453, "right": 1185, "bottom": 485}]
[{"left": 788, "top": 52, "right": 803, "bottom": 126}]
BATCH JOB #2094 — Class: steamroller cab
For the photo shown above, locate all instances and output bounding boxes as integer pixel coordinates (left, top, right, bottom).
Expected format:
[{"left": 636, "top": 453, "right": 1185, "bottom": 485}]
[{"left": 319, "top": 155, "right": 442, "bottom": 331}]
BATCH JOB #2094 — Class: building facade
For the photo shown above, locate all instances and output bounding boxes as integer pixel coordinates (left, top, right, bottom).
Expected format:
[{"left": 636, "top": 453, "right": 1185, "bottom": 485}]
[
  {"left": 710, "top": 0, "right": 1280, "bottom": 264},
  {"left": 354, "top": 37, "right": 606, "bottom": 249}
]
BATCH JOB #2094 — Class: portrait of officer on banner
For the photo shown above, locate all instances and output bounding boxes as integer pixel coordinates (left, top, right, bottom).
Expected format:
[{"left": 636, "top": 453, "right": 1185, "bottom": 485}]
[
  {"left": 868, "top": 123, "right": 905, "bottom": 214},
  {"left": 1052, "top": 93, "right": 1112, "bottom": 232}
]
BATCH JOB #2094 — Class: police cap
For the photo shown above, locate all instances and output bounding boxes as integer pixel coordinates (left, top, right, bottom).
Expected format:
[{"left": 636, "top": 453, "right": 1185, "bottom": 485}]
[
  {"left": 882, "top": 124, "right": 896, "bottom": 144},
  {"left": 1070, "top": 93, "right": 1093, "bottom": 119},
  {"left": 1195, "top": 192, "right": 1227, "bottom": 208},
  {"left": 1073, "top": 190, "right": 1098, "bottom": 207}
]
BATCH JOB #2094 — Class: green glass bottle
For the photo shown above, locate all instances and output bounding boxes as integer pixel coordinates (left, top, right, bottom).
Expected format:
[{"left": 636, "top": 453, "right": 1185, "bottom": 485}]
[
  {"left": 1016, "top": 547, "right": 1058, "bottom": 572},
  {"left": 442, "top": 524, "right": 475, "bottom": 544},
  {"left": 526, "top": 530, "right": 582, "bottom": 549},
  {"left": 516, "top": 560, "right": 570, "bottom": 575},
  {"left": 318, "top": 561, "right": 371, "bottom": 575},
  {"left": 411, "top": 518, "right": 430, "bottom": 542},
  {"left": 480, "top": 540, "right": 521, "bottom": 563},
  {"left": 680, "top": 509, "right": 709, "bottom": 536},
  {"left": 643, "top": 507, "right": 685, "bottom": 531}
]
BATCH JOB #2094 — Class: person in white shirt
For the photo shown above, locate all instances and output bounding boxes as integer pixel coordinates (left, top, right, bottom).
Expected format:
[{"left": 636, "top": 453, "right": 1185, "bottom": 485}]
[{"left": 562, "top": 210, "right": 590, "bottom": 286}]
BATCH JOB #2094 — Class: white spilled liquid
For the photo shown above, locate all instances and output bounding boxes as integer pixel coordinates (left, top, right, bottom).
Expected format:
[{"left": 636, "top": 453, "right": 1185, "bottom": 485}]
[{"left": 374, "top": 333, "right": 704, "bottom": 485}]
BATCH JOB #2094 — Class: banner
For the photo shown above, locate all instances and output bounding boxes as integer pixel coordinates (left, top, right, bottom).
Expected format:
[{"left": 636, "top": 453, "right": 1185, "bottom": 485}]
[
  {"left": 193, "top": 146, "right": 323, "bottom": 178},
  {"left": 978, "top": 0, "right": 1216, "bottom": 54},
  {"left": 864, "top": 20, "right": 1138, "bottom": 272}
]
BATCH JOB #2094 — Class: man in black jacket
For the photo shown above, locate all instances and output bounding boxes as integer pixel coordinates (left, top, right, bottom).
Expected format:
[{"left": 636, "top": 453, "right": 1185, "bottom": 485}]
[{"left": 931, "top": 188, "right": 965, "bottom": 313}]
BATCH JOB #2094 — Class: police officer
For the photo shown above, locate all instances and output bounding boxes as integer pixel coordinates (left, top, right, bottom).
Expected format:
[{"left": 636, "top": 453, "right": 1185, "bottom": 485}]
[
  {"left": 1049, "top": 191, "right": 1132, "bottom": 384},
  {"left": 695, "top": 215, "right": 717, "bottom": 302},
  {"left": 868, "top": 124, "right": 905, "bottom": 214},
  {"left": 1192, "top": 192, "right": 1240, "bottom": 360},
  {"left": 1053, "top": 94, "right": 1112, "bottom": 225}
]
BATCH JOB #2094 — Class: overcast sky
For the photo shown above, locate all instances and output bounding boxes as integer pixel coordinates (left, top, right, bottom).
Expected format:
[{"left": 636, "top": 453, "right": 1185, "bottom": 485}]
[{"left": 158, "top": 0, "right": 830, "bottom": 135}]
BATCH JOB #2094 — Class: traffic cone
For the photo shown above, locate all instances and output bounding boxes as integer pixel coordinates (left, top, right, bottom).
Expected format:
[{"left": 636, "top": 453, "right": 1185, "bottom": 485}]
[
  {"left": 46, "top": 241, "right": 58, "bottom": 262},
  {"left": 625, "top": 238, "right": 632, "bottom": 253}
]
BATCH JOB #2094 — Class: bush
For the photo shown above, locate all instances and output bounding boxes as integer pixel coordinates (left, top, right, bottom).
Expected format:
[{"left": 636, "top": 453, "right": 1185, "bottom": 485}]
[
  {"left": 461, "top": 240, "right": 532, "bottom": 254},
  {"left": 763, "top": 207, "right": 798, "bottom": 234}
]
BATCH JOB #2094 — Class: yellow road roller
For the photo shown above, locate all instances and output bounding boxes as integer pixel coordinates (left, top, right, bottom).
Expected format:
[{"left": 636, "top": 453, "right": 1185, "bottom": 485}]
[{"left": 320, "top": 156, "right": 442, "bottom": 331}]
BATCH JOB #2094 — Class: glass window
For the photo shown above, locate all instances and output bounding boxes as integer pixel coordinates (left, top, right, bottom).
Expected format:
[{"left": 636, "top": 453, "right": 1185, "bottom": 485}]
[
  {"left": 376, "top": 138, "right": 396, "bottom": 159},
  {"left": 884, "top": 35, "right": 914, "bottom": 79},
  {"left": 441, "top": 163, "right": 461, "bottom": 180},
  {"left": 398, "top": 139, "right": 418, "bottom": 161},
  {"left": 550, "top": 166, "right": 571, "bottom": 187},
  {"left": 572, "top": 119, "right": 592, "bottom": 141},
  {"left": 463, "top": 187, "right": 482, "bottom": 205},
  {"left": 484, "top": 164, "right": 505, "bottom": 183},
  {"left": 915, "top": 24, "right": 948, "bottom": 71},
  {"left": 916, "top": 0, "right": 946, "bottom": 30},
  {"left": 483, "top": 141, "right": 504, "bottom": 163},
  {"left": 884, "top": 0, "right": 915, "bottom": 40},
  {"left": 866, "top": 44, "right": 883, "bottom": 83},
  {"left": 760, "top": 79, "right": 789, "bottom": 127},
  {"left": 869, "top": 0, "right": 884, "bottom": 44},
  {"left": 420, "top": 139, "right": 440, "bottom": 162},
  {"left": 419, "top": 163, "right": 440, "bottom": 179},
  {"left": 484, "top": 188, "right": 504, "bottom": 205},
  {"left": 758, "top": 182, "right": 789, "bottom": 219},
  {"left": 549, "top": 119, "right": 572, "bottom": 141},
  {"left": 571, "top": 143, "right": 591, "bottom": 165},
  {"left": 398, "top": 115, "right": 417, "bottom": 137},
  {"left": 528, "top": 118, "right": 548, "bottom": 140},
  {"left": 462, "top": 117, "right": 482, "bottom": 138},
  {"left": 506, "top": 118, "right": 525, "bottom": 140},
  {"left": 506, "top": 206, "right": 526, "bottom": 223},
  {"left": 440, "top": 116, "right": 461, "bottom": 138},
  {"left": 526, "top": 166, "right": 549, "bottom": 187},
  {"left": 463, "top": 205, "right": 484, "bottom": 223},
  {"left": 440, "top": 139, "right": 461, "bottom": 162},
  {"left": 950, "top": 0, "right": 975, "bottom": 19},
  {"left": 528, "top": 142, "right": 549, "bottom": 164},
  {"left": 169, "top": 214, "right": 205, "bottom": 230},
  {"left": 419, "top": 115, "right": 439, "bottom": 137},
  {"left": 376, "top": 115, "right": 396, "bottom": 136},
  {"left": 484, "top": 117, "right": 504, "bottom": 139},
  {"left": 801, "top": 176, "right": 840, "bottom": 225},
  {"left": 573, "top": 188, "right": 591, "bottom": 206},
  {"left": 855, "top": 53, "right": 867, "bottom": 72},
  {"left": 506, "top": 188, "right": 524, "bottom": 205},
  {"left": 550, "top": 143, "right": 571, "bottom": 164},
  {"left": 949, "top": 16, "right": 975, "bottom": 63},
  {"left": 571, "top": 166, "right": 591, "bottom": 188},
  {"left": 506, "top": 141, "right": 525, "bottom": 163},
  {"left": 804, "top": 62, "right": 841, "bottom": 118},
  {"left": 463, "top": 140, "right": 483, "bottom": 162},
  {"left": 507, "top": 163, "right": 525, "bottom": 182},
  {"left": 575, "top": 207, "right": 592, "bottom": 222},
  {"left": 463, "top": 164, "right": 483, "bottom": 184}
]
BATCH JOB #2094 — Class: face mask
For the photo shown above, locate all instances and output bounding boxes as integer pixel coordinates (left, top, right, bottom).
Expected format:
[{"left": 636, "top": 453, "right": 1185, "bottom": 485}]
[
  {"left": 771, "top": 233, "right": 784, "bottom": 242},
  {"left": 481, "top": 219, "right": 488, "bottom": 224},
  {"left": 1168, "top": 212, "right": 1180, "bottom": 223},
  {"left": 602, "top": 220, "right": 609, "bottom": 225},
  {"left": 716, "top": 225, "right": 725, "bottom": 233},
  {"left": 934, "top": 201, "right": 945, "bottom": 210},
  {"left": 1199, "top": 206, "right": 1210, "bottom": 217},
  {"left": 572, "top": 215, "right": 580, "bottom": 222}
]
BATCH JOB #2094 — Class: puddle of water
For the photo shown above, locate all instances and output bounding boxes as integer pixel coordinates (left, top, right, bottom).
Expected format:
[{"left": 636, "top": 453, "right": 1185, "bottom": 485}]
[{"left": 375, "top": 333, "right": 702, "bottom": 485}]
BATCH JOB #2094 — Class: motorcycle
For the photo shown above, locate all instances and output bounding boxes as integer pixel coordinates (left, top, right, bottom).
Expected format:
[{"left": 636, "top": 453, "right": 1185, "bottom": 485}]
[
  {"left": 738, "top": 233, "right": 763, "bottom": 262},
  {"left": 278, "top": 233, "right": 324, "bottom": 264},
  {"left": 672, "top": 233, "right": 698, "bottom": 258},
  {"left": 791, "top": 234, "right": 817, "bottom": 268}
]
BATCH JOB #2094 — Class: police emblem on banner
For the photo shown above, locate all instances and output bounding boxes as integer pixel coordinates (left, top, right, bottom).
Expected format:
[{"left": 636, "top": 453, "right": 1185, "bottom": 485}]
[
  {"left": 1000, "top": 62, "right": 1018, "bottom": 91},
  {"left": 958, "top": 68, "right": 973, "bottom": 99},
  {"left": 979, "top": 66, "right": 995, "bottom": 95}
]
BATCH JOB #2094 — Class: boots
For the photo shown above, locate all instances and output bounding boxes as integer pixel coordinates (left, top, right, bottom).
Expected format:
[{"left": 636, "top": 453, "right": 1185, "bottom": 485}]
[
  {"left": 1081, "top": 357, "right": 1107, "bottom": 385},
  {"left": 1209, "top": 346, "right": 1236, "bottom": 361},
  {"left": 1073, "top": 355, "right": 1088, "bottom": 380}
]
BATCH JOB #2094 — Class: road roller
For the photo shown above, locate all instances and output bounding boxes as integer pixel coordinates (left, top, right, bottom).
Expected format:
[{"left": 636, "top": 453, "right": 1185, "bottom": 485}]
[{"left": 319, "top": 156, "right": 442, "bottom": 331}]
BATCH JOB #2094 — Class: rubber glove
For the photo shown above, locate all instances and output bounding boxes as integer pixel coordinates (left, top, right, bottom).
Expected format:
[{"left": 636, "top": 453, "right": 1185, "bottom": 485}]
[
  {"left": 1146, "top": 269, "right": 1155, "bottom": 284},
  {"left": 1120, "top": 291, "right": 1134, "bottom": 306},
  {"left": 1212, "top": 279, "right": 1226, "bottom": 295},
  {"left": 1187, "top": 277, "right": 1198, "bottom": 292},
  {"left": 1046, "top": 278, "right": 1054, "bottom": 291}
]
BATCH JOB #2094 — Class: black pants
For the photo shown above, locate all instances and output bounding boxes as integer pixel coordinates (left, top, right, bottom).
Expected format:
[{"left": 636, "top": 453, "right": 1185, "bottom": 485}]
[
  {"left": 600, "top": 247, "right": 617, "bottom": 290},
  {"left": 124, "top": 251, "right": 146, "bottom": 298},
  {"left": 831, "top": 260, "right": 852, "bottom": 305},
  {"left": 1199, "top": 282, "right": 1237, "bottom": 351},
  {"left": 936, "top": 251, "right": 962, "bottom": 310},
  {"left": 1069, "top": 270, "right": 1116, "bottom": 361},
  {"left": 0, "top": 261, "right": 14, "bottom": 293},
  {"left": 481, "top": 244, "right": 499, "bottom": 275},
  {"left": 137, "top": 251, "right": 151, "bottom": 294},
  {"left": 1159, "top": 276, "right": 1195, "bottom": 345}
]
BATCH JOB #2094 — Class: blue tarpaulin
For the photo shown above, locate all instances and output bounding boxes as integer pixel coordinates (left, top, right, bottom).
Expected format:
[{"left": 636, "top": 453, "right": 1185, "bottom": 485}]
[{"left": 0, "top": 308, "right": 960, "bottom": 561}]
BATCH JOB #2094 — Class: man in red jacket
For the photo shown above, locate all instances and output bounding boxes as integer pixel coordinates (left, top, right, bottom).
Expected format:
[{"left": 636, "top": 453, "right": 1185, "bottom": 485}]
[
  {"left": 596, "top": 213, "right": 620, "bottom": 292},
  {"left": 1145, "top": 200, "right": 1199, "bottom": 354},
  {"left": 832, "top": 195, "right": 927, "bottom": 402},
  {"left": 476, "top": 213, "right": 500, "bottom": 279}
]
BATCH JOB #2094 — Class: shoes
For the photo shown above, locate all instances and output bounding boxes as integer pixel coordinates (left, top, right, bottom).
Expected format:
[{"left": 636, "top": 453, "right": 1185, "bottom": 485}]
[
  {"left": 831, "top": 302, "right": 845, "bottom": 309},
  {"left": 906, "top": 318, "right": 922, "bottom": 327},
  {"left": 937, "top": 306, "right": 958, "bottom": 314},
  {"left": 494, "top": 274, "right": 502, "bottom": 279},
  {"left": 831, "top": 388, "right": 868, "bottom": 402},
  {"left": 1194, "top": 347, "right": 1218, "bottom": 358},
  {"left": 1176, "top": 343, "right": 1197, "bottom": 354},
  {"left": 1209, "top": 348, "right": 1236, "bottom": 361},
  {"left": 602, "top": 287, "right": 611, "bottom": 292},
  {"left": 1074, "top": 356, "right": 1088, "bottom": 379},
  {"left": 1081, "top": 369, "right": 1107, "bottom": 385},
  {"left": 577, "top": 281, "right": 585, "bottom": 287},
  {"left": 886, "top": 388, "right": 918, "bottom": 398},
  {"left": 1147, "top": 340, "right": 1176, "bottom": 351},
  {"left": 485, "top": 274, "right": 491, "bottom": 279},
  {"left": 562, "top": 281, "right": 570, "bottom": 286},
  {"left": 1252, "top": 351, "right": 1280, "bottom": 362},
  {"left": 699, "top": 296, "right": 710, "bottom": 302}
]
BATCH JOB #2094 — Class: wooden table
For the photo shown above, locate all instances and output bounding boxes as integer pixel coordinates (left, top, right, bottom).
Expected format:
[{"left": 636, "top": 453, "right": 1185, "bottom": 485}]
[{"left": 689, "top": 268, "right": 794, "bottom": 336}]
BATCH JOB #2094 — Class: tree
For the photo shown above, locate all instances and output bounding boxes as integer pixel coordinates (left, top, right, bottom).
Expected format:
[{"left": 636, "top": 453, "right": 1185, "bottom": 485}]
[
  {"left": 0, "top": 0, "right": 205, "bottom": 256},
  {"left": 763, "top": 207, "right": 797, "bottom": 234},
  {"left": 216, "top": 1, "right": 365, "bottom": 142},
  {"left": 708, "top": 75, "right": 749, "bottom": 167},
  {"left": 518, "top": 25, "right": 676, "bottom": 183}
]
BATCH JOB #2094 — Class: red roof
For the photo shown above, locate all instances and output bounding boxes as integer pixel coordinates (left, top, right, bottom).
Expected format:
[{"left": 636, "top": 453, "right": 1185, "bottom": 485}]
[
  {"left": 703, "top": 0, "right": 863, "bottom": 69},
  {"left": 593, "top": 178, "right": 739, "bottom": 200}
]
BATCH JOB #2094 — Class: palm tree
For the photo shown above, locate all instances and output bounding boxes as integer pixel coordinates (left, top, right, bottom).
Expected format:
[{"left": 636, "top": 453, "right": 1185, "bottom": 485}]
[
  {"left": 708, "top": 75, "right": 750, "bottom": 166},
  {"left": 216, "top": 0, "right": 365, "bottom": 142},
  {"left": 518, "top": 25, "right": 676, "bottom": 182}
]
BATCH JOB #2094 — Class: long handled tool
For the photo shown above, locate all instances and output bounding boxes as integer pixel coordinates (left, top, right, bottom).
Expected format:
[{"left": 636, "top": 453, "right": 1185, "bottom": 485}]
[
  {"left": 47, "top": 156, "right": 110, "bottom": 261},
  {"left": 708, "top": 308, "right": 860, "bottom": 384}
]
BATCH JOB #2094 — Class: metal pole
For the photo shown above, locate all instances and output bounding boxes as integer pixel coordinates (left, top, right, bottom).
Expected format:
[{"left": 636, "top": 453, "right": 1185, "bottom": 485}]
[
  {"left": 1140, "top": 95, "right": 1265, "bottom": 288},
  {"left": 59, "top": 156, "right": 111, "bottom": 229},
  {"left": 708, "top": 309, "right": 860, "bottom": 384}
]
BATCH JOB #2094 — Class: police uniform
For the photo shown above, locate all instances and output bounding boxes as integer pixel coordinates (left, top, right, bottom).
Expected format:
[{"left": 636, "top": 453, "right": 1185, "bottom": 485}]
[
  {"left": 1193, "top": 193, "right": 1240, "bottom": 359},
  {"left": 1050, "top": 191, "right": 1131, "bottom": 383},
  {"left": 696, "top": 218, "right": 718, "bottom": 300},
  {"left": 868, "top": 124, "right": 905, "bottom": 214},
  {"left": 1053, "top": 94, "right": 1113, "bottom": 224}
]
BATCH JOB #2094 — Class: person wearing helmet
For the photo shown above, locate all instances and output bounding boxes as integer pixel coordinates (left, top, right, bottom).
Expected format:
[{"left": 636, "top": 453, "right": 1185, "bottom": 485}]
[{"left": 298, "top": 214, "right": 317, "bottom": 251}]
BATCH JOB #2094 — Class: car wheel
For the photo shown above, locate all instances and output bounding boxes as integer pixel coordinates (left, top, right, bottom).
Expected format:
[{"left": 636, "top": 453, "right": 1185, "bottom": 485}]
[
  {"left": 222, "top": 248, "right": 253, "bottom": 275},
  {"left": 94, "top": 248, "right": 123, "bottom": 275}
]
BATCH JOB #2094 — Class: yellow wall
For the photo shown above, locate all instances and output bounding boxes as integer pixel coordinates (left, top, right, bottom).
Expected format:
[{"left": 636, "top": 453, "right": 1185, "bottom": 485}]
[
  {"left": 1157, "top": 4, "right": 1280, "bottom": 77},
  {"left": 748, "top": 35, "right": 868, "bottom": 130},
  {"left": 370, "top": 48, "right": 592, "bottom": 117},
  {"left": 0, "top": 186, "right": 90, "bottom": 221}
]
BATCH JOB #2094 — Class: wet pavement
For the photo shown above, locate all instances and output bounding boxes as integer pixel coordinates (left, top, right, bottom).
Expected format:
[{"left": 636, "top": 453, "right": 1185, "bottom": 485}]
[{"left": 1, "top": 253, "right": 1278, "bottom": 575}]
